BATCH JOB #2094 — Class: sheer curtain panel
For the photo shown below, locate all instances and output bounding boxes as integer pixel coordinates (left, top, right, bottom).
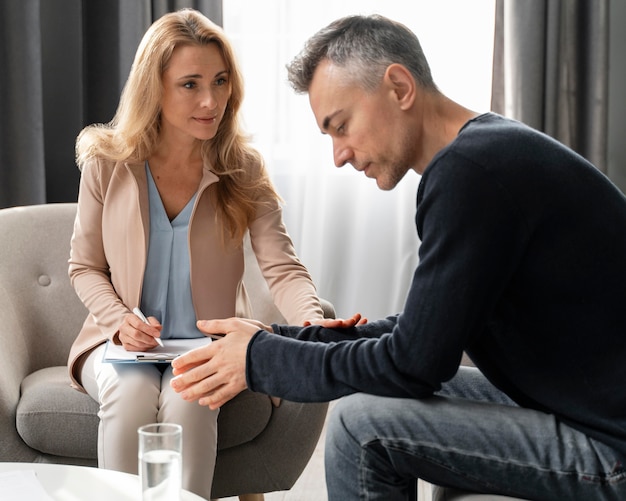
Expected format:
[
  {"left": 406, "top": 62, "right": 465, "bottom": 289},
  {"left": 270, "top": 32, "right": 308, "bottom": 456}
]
[{"left": 224, "top": 1, "right": 496, "bottom": 319}]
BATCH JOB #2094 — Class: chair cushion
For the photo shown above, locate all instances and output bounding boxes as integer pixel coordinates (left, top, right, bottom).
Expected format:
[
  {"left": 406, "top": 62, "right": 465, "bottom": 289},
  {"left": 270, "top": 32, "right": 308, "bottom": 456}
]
[
  {"left": 16, "top": 366, "right": 273, "bottom": 459},
  {"left": 17, "top": 367, "right": 99, "bottom": 459}
]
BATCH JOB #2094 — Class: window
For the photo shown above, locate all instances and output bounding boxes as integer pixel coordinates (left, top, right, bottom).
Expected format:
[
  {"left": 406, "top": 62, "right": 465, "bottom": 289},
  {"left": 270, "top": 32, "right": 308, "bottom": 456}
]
[{"left": 224, "top": 0, "right": 496, "bottom": 319}]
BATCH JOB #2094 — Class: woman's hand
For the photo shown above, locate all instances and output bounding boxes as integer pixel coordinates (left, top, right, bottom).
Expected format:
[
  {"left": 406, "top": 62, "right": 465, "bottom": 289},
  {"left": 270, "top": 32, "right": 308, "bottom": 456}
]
[
  {"left": 117, "top": 312, "right": 163, "bottom": 351},
  {"left": 303, "top": 312, "right": 368, "bottom": 329}
]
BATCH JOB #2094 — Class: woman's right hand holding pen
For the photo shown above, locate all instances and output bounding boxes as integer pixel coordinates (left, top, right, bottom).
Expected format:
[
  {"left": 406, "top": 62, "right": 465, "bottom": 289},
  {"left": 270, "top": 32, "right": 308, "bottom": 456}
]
[{"left": 117, "top": 309, "right": 163, "bottom": 351}]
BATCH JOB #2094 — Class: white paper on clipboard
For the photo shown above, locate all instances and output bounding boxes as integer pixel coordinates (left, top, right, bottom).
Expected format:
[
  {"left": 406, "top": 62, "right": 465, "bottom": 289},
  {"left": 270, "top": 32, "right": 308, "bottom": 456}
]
[{"left": 102, "top": 337, "right": 211, "bottom": 363}]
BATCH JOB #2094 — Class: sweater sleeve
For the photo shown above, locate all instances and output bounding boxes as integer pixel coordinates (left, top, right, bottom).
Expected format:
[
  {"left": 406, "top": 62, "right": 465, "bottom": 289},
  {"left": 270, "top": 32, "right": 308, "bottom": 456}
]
[
  {"left": 245, "top": 153, "right": 528, "bottom": 402},
  {"left": 246, "top": 315, "right": 436, "bottom": 402},
  {"left": 271, "top": 315, "right": 399, "bottom": 342}
]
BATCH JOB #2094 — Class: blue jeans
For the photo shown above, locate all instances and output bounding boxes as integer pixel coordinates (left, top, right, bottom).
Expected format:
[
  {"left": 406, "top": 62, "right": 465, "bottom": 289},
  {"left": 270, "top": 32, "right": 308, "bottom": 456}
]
[{"left": 325, "top": 367, "right": 626, "bottom": 500}]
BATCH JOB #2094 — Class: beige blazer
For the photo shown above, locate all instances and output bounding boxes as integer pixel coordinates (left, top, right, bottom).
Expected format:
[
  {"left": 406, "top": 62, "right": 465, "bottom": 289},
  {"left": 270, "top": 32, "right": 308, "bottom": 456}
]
[{"left": 67, "top": 157, "right": 323, "bottom": 391}]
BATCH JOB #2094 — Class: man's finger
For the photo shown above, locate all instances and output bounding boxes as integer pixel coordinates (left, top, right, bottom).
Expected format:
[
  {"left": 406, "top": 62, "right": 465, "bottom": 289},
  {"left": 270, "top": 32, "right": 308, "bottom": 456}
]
[
  {"left": 171, "top": 344, "right": 214, "bottom": 373},
  {"left": 172, "top": 360, "right": 219, "bottom": 396},
  {"left": 199, "top": 383, "right": 242, "bottom": 409},
  {"left": 196, "top": 318, "right": 231, "bottom": 335}
]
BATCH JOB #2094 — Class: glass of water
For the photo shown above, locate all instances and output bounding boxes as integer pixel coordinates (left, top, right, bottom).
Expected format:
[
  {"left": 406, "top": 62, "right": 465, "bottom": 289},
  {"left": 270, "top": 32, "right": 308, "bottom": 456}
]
[{"left": 138, "top": 423, "right": 183, "bottom": 501}]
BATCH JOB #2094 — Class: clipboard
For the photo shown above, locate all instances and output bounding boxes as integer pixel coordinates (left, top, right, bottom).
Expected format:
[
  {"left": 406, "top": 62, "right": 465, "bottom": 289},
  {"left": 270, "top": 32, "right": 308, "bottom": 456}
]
[{"left": 102, "top": 337, "right": 212, "bottom": 363}]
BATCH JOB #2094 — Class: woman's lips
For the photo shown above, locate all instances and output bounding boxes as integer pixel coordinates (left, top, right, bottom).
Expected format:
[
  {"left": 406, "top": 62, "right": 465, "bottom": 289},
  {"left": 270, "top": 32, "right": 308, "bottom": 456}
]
[{"left": 194, "top": 116, "right": 216, "bottom": 124}]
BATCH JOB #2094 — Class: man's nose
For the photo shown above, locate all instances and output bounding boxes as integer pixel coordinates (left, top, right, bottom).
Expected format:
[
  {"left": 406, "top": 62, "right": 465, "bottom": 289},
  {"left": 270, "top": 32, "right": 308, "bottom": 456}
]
[{"left": 333, "top": 140, "right": 352, "bottom": 168}]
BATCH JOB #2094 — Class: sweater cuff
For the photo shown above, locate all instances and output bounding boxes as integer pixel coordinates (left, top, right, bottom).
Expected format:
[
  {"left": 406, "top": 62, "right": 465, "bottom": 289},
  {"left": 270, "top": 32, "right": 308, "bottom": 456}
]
[{"left": 245, "top": 329, "right": 269, "bottom": 391}]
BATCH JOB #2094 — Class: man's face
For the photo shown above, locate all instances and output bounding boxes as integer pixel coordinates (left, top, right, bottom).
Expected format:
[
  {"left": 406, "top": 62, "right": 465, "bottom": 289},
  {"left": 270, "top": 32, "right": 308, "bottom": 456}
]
[{"left": 308, "top": 59, "right": 413, "bottom": 191}]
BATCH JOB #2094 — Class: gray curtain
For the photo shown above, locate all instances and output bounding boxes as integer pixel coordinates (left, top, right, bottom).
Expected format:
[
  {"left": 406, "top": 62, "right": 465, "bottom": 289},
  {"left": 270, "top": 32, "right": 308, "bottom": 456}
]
[
  {"left": 491, "top": 0, "right": 609, "bottom": 172},
  {"left": 0, "top": 0, "right": 222, "bottom": 209}
]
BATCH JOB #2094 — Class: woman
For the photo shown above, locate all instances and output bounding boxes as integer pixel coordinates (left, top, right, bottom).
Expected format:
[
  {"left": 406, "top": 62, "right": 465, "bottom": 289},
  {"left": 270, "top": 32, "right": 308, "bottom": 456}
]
[{"left": 67, "top": 9, "right": 324, "bottom": 500}]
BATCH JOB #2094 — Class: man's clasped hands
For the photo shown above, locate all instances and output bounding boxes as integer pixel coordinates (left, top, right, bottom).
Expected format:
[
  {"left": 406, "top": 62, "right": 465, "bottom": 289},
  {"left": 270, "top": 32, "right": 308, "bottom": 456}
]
[{"left": 170, "top": 313, "right": 366, "bottom": 409}]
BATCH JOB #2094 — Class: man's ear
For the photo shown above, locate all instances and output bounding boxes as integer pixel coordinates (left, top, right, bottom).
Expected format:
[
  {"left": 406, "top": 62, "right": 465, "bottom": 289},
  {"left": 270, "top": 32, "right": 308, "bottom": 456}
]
[{"left": 384, "top": 63, "right": 416, "bottom": 110}]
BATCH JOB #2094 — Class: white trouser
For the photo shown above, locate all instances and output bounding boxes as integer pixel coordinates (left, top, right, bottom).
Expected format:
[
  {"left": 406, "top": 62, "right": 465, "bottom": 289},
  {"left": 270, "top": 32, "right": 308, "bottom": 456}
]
[{"left": 81, "top": 344, "right": 219, "bottom": 499}]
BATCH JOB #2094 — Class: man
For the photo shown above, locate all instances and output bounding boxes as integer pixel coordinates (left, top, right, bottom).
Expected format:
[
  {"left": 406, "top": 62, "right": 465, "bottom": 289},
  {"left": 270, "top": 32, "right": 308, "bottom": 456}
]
[{"left": 171, "top": 14, "right": 626, "bottom": 501}]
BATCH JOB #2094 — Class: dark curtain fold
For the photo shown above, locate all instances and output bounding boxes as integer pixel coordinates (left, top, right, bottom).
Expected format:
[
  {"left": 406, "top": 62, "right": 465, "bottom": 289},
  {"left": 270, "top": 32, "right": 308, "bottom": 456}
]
[
  {"left": 491, "top": 0, "right": 609, "bottom": 172},
  {"left": 152, "top": 0, "right": 222, "bottom": 20},
  {"left": 0, "top": 1, "right": 46, "bottom": 206},
  {"left": 0, "top": 0, "right": 222, "bottom": 209}
]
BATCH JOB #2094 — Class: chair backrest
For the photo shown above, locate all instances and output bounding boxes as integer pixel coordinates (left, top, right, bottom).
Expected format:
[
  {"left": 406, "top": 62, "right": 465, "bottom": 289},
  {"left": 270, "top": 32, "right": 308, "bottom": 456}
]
[{"left": 0, "top": 203, "right": 88, "bottom": 374}]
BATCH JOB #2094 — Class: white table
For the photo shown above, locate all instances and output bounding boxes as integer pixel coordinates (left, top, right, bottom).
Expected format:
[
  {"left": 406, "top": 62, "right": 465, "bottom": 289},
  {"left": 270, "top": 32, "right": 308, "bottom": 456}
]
[{"left": 0, "top": 462, "right": 206, "bottom": 500}]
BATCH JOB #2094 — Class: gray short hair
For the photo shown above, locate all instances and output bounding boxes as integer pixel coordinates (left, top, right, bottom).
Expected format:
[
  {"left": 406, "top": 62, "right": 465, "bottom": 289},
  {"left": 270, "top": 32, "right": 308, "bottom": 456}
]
[{"left": 286, "top": 14, "right": 437, "bottom": 94}]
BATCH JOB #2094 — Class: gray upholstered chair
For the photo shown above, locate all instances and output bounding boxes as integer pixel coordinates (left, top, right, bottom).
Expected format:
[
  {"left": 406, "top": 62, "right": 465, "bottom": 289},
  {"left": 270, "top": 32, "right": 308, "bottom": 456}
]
[{"left": 0, "top": 202, "right": 332, "bottom": 499}]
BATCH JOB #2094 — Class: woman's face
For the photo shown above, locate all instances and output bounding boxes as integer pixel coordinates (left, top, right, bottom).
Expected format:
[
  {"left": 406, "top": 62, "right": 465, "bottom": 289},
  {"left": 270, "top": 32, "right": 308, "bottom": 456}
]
[{"left": 159, "top": 43, "right": 231, "bottom": 143}]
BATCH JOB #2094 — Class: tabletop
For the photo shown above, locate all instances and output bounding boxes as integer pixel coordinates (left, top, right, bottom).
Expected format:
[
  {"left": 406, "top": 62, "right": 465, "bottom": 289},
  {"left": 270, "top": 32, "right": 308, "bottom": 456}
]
[{"left": 0, "top": 462, "right": 206, "bottom": 501}]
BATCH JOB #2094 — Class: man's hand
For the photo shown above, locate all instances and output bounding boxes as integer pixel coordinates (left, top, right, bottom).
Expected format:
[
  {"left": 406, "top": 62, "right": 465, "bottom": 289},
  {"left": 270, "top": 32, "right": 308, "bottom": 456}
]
[
  {"left": 304, "top": 312, "right": 368, "bottom": 328},
  {"left": 170, "top": 318, "right": 271, "bottom": 409}
]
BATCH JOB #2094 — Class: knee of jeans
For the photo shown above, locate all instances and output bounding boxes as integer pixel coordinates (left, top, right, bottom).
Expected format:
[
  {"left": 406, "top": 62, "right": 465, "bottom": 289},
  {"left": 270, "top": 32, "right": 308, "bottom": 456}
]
[
  {"left": 327, "top": 394, "right": 374, "bottom": 447},
  {"left": 325, "top": 399, "right": 357, "bottom": 467}
]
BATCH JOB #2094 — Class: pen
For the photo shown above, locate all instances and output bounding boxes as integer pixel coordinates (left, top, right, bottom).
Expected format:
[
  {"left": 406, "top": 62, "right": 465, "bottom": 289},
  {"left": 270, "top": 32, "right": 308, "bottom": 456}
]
[{"left": 133, "top": 307, "right": 164, "bottom": 347}]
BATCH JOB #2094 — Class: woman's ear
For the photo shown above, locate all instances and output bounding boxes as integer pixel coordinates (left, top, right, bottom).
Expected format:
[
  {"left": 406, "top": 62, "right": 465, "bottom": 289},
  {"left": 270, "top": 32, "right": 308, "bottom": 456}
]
[{"left": 384, "top": 63, "right": 416, "bottom": 110}]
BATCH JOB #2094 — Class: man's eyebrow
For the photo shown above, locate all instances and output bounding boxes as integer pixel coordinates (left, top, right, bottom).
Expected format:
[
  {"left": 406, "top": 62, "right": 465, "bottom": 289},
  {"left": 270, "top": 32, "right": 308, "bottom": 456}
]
[{"left": 322, "top": 110, "right": 343, "bottom": 132}]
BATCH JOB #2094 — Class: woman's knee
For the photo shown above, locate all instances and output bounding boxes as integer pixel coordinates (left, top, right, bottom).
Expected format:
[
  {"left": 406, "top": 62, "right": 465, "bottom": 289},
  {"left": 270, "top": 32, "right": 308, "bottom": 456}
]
[{"left": 98, "top": 365, "right": 161, "bottom": 408}]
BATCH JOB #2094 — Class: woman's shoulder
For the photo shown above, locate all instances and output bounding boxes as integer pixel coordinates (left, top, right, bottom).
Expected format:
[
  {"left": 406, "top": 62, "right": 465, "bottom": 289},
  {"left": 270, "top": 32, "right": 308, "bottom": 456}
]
[
  {"left": 80, "top": 155, "right": 125, "bottom": 176},
  {"left": 79, "top": 157, "right": 141, "bottom": 196}
]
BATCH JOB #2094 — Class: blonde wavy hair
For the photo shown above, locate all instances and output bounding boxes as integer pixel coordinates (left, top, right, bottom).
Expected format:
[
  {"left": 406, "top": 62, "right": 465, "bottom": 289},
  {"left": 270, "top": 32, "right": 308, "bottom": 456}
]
[{"left": 76, "top": 8, "right": 279, "bottom": 242}]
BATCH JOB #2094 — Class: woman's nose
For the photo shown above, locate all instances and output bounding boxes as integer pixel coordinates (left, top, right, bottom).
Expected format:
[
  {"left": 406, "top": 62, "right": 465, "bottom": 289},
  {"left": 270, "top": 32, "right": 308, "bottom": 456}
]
[{"left": 200, "top": 88, "right": 218, "bottom": 109}]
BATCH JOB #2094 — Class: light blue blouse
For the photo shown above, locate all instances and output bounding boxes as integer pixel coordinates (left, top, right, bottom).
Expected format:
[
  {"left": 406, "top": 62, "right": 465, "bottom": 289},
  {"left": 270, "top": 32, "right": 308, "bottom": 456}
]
[{"left": 140, "top": 163, "right": 202, "bottom": 339}]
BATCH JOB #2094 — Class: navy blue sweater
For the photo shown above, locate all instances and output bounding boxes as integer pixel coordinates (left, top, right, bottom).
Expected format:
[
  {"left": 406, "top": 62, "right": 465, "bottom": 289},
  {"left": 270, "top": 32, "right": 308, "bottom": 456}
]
[{"left": 246, "top": 114, "right": 626, "bottom": 454}]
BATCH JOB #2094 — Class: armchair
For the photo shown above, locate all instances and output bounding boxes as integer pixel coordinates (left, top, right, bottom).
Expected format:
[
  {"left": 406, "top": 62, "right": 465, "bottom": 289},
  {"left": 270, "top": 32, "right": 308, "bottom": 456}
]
[{"left": 0, "top": 203, "right": 332, "bottom": 499}]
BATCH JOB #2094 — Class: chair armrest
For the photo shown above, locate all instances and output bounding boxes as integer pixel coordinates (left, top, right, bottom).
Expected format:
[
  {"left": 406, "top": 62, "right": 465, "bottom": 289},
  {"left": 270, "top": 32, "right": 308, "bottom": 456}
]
[{"left": 320, "top": 297, "right": 336, "bottom": 319}]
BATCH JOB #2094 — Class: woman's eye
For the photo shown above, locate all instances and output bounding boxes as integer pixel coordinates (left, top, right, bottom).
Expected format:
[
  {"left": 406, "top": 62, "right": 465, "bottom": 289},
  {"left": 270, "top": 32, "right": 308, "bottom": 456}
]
[
  {"left": 215, "top": 77, "right": 228, "bottom": 86},
  {"left": 183, "top": 81, "right": 196, "bottom": 89}
]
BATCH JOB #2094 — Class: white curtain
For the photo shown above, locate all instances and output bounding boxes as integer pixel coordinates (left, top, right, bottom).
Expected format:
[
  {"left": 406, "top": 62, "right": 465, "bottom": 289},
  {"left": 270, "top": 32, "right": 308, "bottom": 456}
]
[{"left": 223, "top": 0, "right": 496, "bottom": 319}]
